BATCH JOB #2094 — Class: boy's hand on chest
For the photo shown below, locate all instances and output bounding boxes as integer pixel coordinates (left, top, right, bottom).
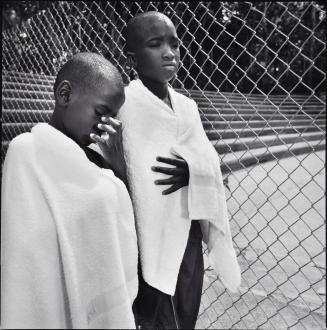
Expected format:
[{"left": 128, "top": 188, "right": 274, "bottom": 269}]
[{"left": 151, "top": 156, "right": 189, "bottom": 195}]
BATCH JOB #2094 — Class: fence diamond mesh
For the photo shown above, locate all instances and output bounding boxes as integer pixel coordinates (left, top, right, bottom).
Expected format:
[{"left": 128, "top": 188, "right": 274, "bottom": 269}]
[{"left": 2, "top": 1, "right": 326, "bottom": 329}]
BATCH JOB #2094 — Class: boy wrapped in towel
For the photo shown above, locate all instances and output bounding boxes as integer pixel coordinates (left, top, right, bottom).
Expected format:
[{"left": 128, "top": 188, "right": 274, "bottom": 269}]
[
  {"left": 1, "top": 53, "right": 138, "bottom": 329},
  {"left": 96, "top": 12, "right": 241, "bottom": 329}
]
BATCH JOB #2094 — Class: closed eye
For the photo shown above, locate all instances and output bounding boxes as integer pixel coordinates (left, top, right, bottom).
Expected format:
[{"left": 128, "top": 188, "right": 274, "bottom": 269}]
[
  {"left": 146, "top": 36, "right": 163, "bottom": 47},
  {"left": 95, "top": 106, "right": 112, "bottom": 117},
  {"left": 148, "top": 41, "right": 161, "bottom": 47},
  {"left": 95, "top": 109, "right": 105, "bottom": 117}
]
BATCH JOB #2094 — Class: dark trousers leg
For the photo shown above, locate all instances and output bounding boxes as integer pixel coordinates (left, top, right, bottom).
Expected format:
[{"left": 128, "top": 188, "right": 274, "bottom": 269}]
[
  {"left": 173, "top": 221, "right": 204, "bottom": 329},
  {"left": 133, "top": 221, "right": 204, "bottom": 329}
]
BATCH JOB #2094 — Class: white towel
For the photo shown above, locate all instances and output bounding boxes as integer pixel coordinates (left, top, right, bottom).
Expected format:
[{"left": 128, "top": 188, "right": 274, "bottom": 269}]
[
  {"left": 118, "top": 79, "right": 241, "bottom": 295},
  {"left": 1, "top": 123, "right": 138, "bottom": 329}
]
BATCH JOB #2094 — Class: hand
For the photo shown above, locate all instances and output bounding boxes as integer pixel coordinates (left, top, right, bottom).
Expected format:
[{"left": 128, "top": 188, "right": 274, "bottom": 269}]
[
  {"left": 151, "top": 156, "right": 189, "bottom": 195},
  {"left": 90, "top": 117, "right": 127, "bottom": 183}
]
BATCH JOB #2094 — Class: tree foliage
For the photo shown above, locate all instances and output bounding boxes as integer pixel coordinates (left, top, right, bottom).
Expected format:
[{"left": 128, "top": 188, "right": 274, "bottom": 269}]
[
  {"left": 2, "top": 1, "right": 325, "bottom": 94},
  {"left": 2, "top": 1, "right": 53, "bottom": 30}
]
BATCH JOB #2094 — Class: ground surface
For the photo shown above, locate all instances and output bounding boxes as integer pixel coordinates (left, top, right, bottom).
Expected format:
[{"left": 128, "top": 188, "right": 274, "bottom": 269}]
[{"left": 196, "top": 151, "right": 325, "bottom": 329}]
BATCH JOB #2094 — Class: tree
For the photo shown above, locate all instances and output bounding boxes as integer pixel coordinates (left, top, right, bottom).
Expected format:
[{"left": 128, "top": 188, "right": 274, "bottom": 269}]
[
  {"left": 2, "top": 1, "right": 53, "bottom": 30},
  {"left": 2, "top": 1, "right": 325, "bottom": 93}
]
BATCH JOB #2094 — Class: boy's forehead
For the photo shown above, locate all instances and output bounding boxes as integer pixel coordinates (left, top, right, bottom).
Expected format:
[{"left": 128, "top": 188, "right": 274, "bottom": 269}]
[
  {"left": 136, "top": 14, "right": 177, "bottom": 40},
  {"left": 85, "top": 74, "right": 123, "bottom": 100}
]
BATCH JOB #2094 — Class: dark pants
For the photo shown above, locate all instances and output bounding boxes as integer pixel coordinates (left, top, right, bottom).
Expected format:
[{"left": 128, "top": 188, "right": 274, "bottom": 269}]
[{"left": 133, "top": 221, "right": 204, "bottom": 329}]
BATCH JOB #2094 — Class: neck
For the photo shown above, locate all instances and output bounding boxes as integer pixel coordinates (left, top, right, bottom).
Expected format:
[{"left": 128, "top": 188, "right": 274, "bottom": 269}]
[{"left": 138, "top": 74, "right": 169, "bottom": 100}]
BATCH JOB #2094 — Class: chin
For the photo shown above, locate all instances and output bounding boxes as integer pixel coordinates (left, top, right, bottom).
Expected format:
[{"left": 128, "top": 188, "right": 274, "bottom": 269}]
[
  {"left": 78, "top": 134, "right": 91, "bottom": 147},
  {"left": 164, "top": 73, "right": 176, "bottom": 82},
  {"left": 155, "top": 76, "right": 175, "bottom": 84}
]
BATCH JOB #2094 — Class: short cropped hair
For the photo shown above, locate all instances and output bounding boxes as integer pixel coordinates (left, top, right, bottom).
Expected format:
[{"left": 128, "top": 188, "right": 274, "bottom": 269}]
[
  {"left": 53, "top": 52, "right": 123, "bottom": 94},
  {"left": 125, "top": 11, "right": 172, "bottom": 53}
]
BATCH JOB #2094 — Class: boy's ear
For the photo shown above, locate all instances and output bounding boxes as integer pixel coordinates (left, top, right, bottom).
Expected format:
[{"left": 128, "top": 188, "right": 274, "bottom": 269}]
[
  {"left": 126, "top": 51, "right": 137, "bottom": 68},
  {"left": 55, "top": 80, "right": 72, "bottom": 106}
]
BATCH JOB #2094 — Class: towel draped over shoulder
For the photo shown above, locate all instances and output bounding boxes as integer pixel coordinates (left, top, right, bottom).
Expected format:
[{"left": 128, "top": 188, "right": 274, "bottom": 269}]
[
  {"left": 1, "top": 123, "right": 138, "bottom": 329},
  {"left": 118, "top": 79, "right": 241, "bottom": 295}
]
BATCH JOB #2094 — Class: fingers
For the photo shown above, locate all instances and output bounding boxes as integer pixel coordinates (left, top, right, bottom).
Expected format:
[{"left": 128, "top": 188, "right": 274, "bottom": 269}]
[
  {"left": 154, "top": 176, "right": 184, "bottom": 185},
  {"left": 90, "top": 133, "right": 107, "bottom": 144},
  {"left": 156, "top": 156, "right": 187, "bottom": 167},
  {"left": 97, "top": 123, "right": 116, "bottom": 134},
  {"left": 162, "top": 183, "right": 184, "bottom": 195},
  {"left": 151, "top": 166, "right": 186, "bottom": 176},
  {"left": 101, "top": 116, "right": 122, "bottom": 129}
]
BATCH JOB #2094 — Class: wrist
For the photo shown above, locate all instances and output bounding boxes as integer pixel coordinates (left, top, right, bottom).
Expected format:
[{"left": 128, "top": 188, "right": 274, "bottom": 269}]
[{"left": 110, "top": 159, "right": 128, "bottom": 183}]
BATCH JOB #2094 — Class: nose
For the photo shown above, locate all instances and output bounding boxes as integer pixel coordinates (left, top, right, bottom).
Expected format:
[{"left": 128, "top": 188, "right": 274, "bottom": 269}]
[{"left": 162, "top": 45, "right": 175, "bottom": 61}]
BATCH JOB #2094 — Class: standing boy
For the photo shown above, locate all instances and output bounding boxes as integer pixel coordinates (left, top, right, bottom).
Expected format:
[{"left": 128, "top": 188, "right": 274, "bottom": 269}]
[
  {"left": 99, "top": 12, "right": 241, "bottom": 329},
  {"left": 1, "top": 52, "right": 138, "bottom": 329}
]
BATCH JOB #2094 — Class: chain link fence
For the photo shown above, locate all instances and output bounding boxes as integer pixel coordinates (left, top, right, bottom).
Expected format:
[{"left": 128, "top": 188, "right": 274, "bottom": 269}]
[{"left": 2, "top": 1, "right": 326, "bottom": 329}]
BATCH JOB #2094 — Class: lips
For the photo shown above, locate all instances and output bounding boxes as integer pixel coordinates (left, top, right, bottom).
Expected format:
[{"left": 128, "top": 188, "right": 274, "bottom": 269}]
[{"left": 162, "top": 63, "right": 177, "bottom": 69}]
